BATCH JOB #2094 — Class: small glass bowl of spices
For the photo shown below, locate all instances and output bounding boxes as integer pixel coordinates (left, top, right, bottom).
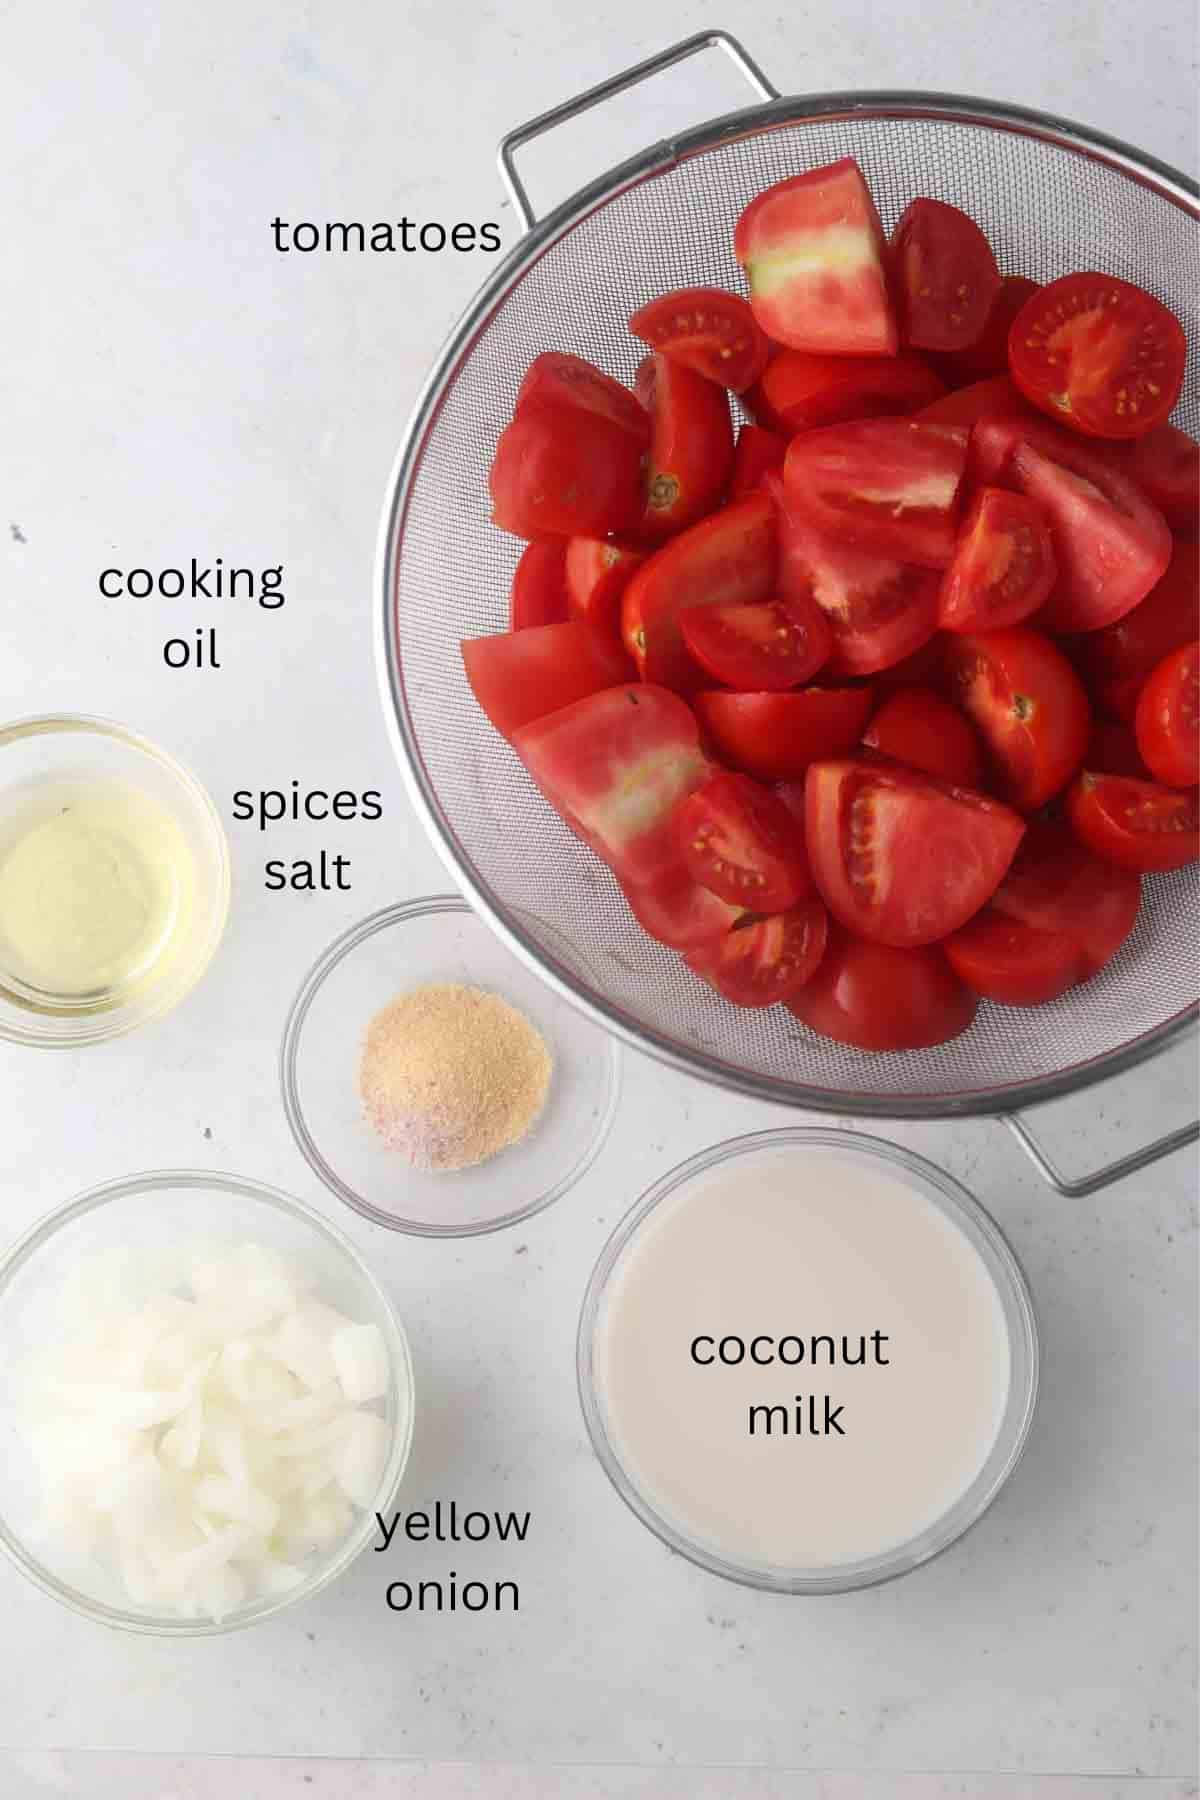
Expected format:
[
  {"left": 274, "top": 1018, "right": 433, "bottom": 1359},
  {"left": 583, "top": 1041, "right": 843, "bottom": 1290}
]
[{"left": 280, "top": 897, "right": 621, "bottom": 1235}]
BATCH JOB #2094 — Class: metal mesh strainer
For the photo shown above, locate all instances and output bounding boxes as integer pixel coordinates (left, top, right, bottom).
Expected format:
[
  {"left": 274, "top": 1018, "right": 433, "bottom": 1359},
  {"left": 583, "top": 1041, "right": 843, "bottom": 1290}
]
[{"left": 376, "top": 33, "right": 1199, "bottom": 1185}]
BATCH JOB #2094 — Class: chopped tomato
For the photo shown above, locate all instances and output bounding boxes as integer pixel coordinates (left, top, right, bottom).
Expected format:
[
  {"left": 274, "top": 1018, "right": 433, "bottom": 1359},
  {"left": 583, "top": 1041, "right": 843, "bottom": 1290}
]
[
  {"left": 774, "top": 484, "right": 940, "bottom": 675},
  {"left": 1135, "top": 643, "right": 1200, "bottom": 788},
  {"left": 622, "top": 493, "right": 775, "bottom": 692},
  {"left": 686, "top": 900, "right": 828, "bottom": 1008},
  {"left": 935, "top": 276, "right": 1040, "bottom": 383},
  {"left": 747, "top": 349, "right": 944, "bottom": 436},
  {"left": 1008, "top": 272, "right": 1187, "bottom": 440},
  {"left": 861, "top": 686, "right": 985, "bottom": 788},
  {"left": 673, "top": 771, "right": 811, "bottom": 911},
  {"left": 511, "top": 684, "right": 710, "bottom": 885},
  {"left": 696, "top": 687, "right": 875, "bottom": 783},
  {"left": 786, "top": 927, "right": 977, "bottom": 1050},
  {"left": 679, "top": 594, "right": 832, "bottom": 692},
  {"left": 1117, "top": 424, "right": 1200, "bottom": 534},
  {"left": 565, "top": 537, "right": 645, "bottom": 638},
  {"left": 1086, "top": 718, "right": 1150, "bottom": 778},
  {"left": 629, "top": 286, "right": 769, "bottom": 393},
  {"left": 490, "top": 403, "right": 644, "bottom": 539},
  {"left": 510, "top": 540, "right": 568, "bottom": 630},
  {"left": 918, "top": 374, "right": 1038, "bottom": 430},
  {"left": 805, "top": 757, "right": 1025, "bottom": 947},
  {"left": 734, "top": 158, "right": 898, "bottom": 356},
  {"left": 461, "top": 621, "right": 632, "bottom": 740},
  {"left": 944, "top": 627, "right": 1090, "bottom": 811},
  {"left": 516, "top": 351, "right": 650, "bottom": 443},
  {"left": 729, "top": 424, "right": 787, "bottom": 499},
  {"left": 939, "top": 487, "right": 1056, "bottom": 632},
  {"left": 619, "top": 869, "right": 743, "bottom": 950},
  {"left": 972, "top": 415, "right": 1171, "bottom": 631},
  {"left": 1067, "top": 770, "right": 1199, "bottom": 872},
  {"left": 636, "top": 353, "right": 733, "bottom": 542},
  {"left": 783, "top": 420, "right": 968, "bottom": 568},
  {"left": 1071, "top": 540, "right": 1199, "bottom": 693},
  {"left": 890, "top": 198, "right": 1001, "bottom": 353}
]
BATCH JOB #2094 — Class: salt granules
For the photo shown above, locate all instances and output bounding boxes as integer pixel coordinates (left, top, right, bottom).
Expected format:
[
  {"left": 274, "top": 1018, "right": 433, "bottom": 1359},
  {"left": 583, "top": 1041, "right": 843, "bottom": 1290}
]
[{"left": 358, "top": 982, "right": 552, "bottom": 1172}]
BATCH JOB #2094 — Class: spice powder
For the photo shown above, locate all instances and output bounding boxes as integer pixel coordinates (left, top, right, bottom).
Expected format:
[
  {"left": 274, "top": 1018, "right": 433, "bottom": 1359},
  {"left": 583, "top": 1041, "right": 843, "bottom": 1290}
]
[{"left": 358, "top": 982, "right": 553, "bottom": 1172}]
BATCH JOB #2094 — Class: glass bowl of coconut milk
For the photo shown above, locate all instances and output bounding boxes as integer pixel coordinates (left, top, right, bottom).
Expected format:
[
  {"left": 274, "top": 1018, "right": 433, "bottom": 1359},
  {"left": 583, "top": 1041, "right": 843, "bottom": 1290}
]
[{"left": 578, "top": 1128, "right": 1038, "bottom": 1593}]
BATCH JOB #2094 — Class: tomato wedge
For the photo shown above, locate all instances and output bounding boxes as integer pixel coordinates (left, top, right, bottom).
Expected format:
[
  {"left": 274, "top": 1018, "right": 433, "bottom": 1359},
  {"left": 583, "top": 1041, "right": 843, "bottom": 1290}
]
[
  {"left": 861, "top": 687, "right": 985, "bottom": 789},
  {"left": 629, "top": 286, "right": 769, "bottom": 393},
  {"left": 622, "top": 493, "right": 775, "bottom": 692},
  {"left": 461, "top": 621, "right": 632, "bottom": 740},
  {"left": 686, "top": 900, "right": 828, "bottom": 1008},
  {"left": 679, "top": 595, "right": 832, "bottom": 692},
  {"left": 747, "top": 350, "right": 944, "bottom": 436},
  {"left": 729, "top": 424, "right": 787, "bottom": 499},
  {"left": 1071, "top": 540, "right": 1199, "bottom": 696},
  {"left": 1008, "top": 272, "right": 1187, "bottom": 441},
  {"left": 918, "top": 374, "right": 1039, "bottom": 430},
  {"left": 944, "top": 627, "right": 1090, "bottom": 811},
  {"left": 1118, "top": 424, "right": 1200, "bottom": 534},
  {"left": 1135, "top": 643, "right": 1200, "bottom": 788},
  {"left": 786, "top": 927, "right": 977, "bottom": 1050},
  {"left": 935, "top": 276, "right": 1040, "bottom": 384},
  {"left": 490, "top": 403, "right": 644, "bottom": 539},
  {"left": 1067, "top": 770, "right": 1199, "bottom": 872},
  {"left": 939, "top": 487, "right": 1056, "bottom": 632},
  {"left": 972, "top": 415, "right": 1171, "bottom": 631},
  {"left": 696, "top": 688, "right": 875, "bottom": 783},
  {"left": 734, "top": 158, "right": 898, "bottom": 356},
  {"left": 783, "top": 420, "right": 968, "bottom": 568},
  {"left": 805, "top": 758, "right": 1025, "bottom": 947},
  {"left": 510, "top": 540, "right": 568, "bottom": 630},
  {"left": 673, "top": 771, "right": 811, "bottom": 911},
  {"left": 619, "top": 870, "right": 743, "bottom": 951},
  {"left": 636, "top": 352, "right": 733, "bottom": 542},
  {"left": 511, "top": 684, "right": 710, "bottom": 886},
  {"left": 890, "top": 198, "right": 1001, "bottom": 353},
  {"left": 565, "top": 537, "right": 645, "bottom": 638},
  {"left": 516, "top": 352, "right": 650, "bottom": 444}
]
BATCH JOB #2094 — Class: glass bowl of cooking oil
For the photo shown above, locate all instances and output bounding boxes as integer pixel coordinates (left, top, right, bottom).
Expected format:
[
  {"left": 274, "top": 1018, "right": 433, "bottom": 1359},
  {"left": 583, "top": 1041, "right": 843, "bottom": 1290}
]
[{"left": 0, "top": 716, "right": 230, "bottom": 1046}]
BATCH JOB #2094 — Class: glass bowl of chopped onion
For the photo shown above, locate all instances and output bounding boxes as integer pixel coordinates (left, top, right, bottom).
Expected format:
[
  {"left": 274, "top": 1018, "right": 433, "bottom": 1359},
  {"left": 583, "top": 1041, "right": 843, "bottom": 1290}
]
[{"left": 0, "top": 1171, "right": 414, "bottom": 1633}]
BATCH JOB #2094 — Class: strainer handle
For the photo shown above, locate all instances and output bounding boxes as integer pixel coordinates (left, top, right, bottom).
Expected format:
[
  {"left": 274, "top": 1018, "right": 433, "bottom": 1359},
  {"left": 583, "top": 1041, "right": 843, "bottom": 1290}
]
[
  {"left": 1003, "top": 1109, "right": 1199, "bottom": 1197},
  {"left": 497, "top": 30, "right": 780, "bottom": 232}
]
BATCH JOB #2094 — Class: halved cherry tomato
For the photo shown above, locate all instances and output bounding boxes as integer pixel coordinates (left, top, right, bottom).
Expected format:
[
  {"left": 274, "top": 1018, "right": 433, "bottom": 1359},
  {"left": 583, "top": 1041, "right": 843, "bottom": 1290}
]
[
  {"left": 783, "top": 420, "right": 968, "bottom": 568},
  {"left": 618, "top": 870, "right": 743, "bottom": 950},
  {"left": 786, "top": 927, "right": 977, "bottom": 1050},
  {"left": 565, "top": 537, "right": 645, "bottom": 638},
  {"left": 673, "top": 771, "right": 811, "bottom": 911},
  {"left": 1071, "top": 540, "right": 1199, "bottom": 695},
  {"left": 890, "top": 198, "right": 1002, "bottom": 353},
  {"left": 1118, "top": 424, "right": 1200, "bottom": 534},
  {"left": 490, "top": 404, "right": 644, "bottom": 539},
  {"left": 686, "top": 900, "right": 828, "bottom": 1008},
  {"left": 516, "top": 352, "right": 650, "bottom": 444},
  {"left": 679, "top": 595, "right": 832, "bottom": 692},
  {"left": 734, "top": 158, "right": 898, "bottom": 356},
  {"left": 636, "top": 353, "right": 733, "bottom": 542},
  {"left": 805, "top": 758, "right": 1025, "bottom": 947},
  {"left": 461, "top": 621, "right": 632, "bottom": 740},
  {"left": 629, "top": 286, "right": 770, "bottom": 393},
  {"left": 1008, "top": 272, "right": 1187, "bottom": 441},
  {"left": 622, "top": 493, "right": 775, "bottom": 692},
  {"left": 1086, "top": 718, "right": 1149, "bottom": 778},
  {"left": 918, "top": 374, "right": 1039, "bottom": 431},
  {"left": 939, "top": 487, "right": 1056, "bottom": 632},
  {"left": 511, "top": 684, "right": 710, "bottom": 886},
  {"left": 510, "top": 540, "right": 568, "bottom": 630},
  {"left": 746, "top": 350, "right": 944, "bottom": 436},
  {"left": 695, "top": 687, "right": 875, "bottom": 783},
  {"left": 944, "top": 628, "right": 1090, "bottom": 811},
  {"left": 729, "top": 424, "right": 787, "bottom": 499},
  {"left": 774, "top": 484, "right": 940, "bottom": 676},
  {"left": 935, "top": 276, "right": 1040, "bottom": 384},
  {"left": 972, "top": 415, "right": 1171, "bottom": 631},
  {"left": 861, "top": 687, "right": 985, "bottom": 788},
  {"left": 1135, "top": 643, "right": 1200, "bottom": 788},
  {"left": 944, "top": 912, "right": 1081, "bottom": 1006},
  {"left": 1067, "top": 770, "right": 1199, "bottom": 872}
]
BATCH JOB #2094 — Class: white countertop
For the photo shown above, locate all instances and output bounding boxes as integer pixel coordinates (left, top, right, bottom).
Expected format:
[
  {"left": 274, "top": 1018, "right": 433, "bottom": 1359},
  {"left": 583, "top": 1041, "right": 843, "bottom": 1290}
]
[{"left": 2, "top": 2, "right": 1197, "bottom": 1795}]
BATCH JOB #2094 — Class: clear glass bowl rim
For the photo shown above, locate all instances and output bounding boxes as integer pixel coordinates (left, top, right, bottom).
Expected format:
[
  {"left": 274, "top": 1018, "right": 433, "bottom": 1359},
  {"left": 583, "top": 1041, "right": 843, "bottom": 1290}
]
[
  {"left": 0, "top": 1168, "right": 415, "bottom": 1635},
  {"left": 577, "top": 1126, "right": 1040, "bottom": 1596}
]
